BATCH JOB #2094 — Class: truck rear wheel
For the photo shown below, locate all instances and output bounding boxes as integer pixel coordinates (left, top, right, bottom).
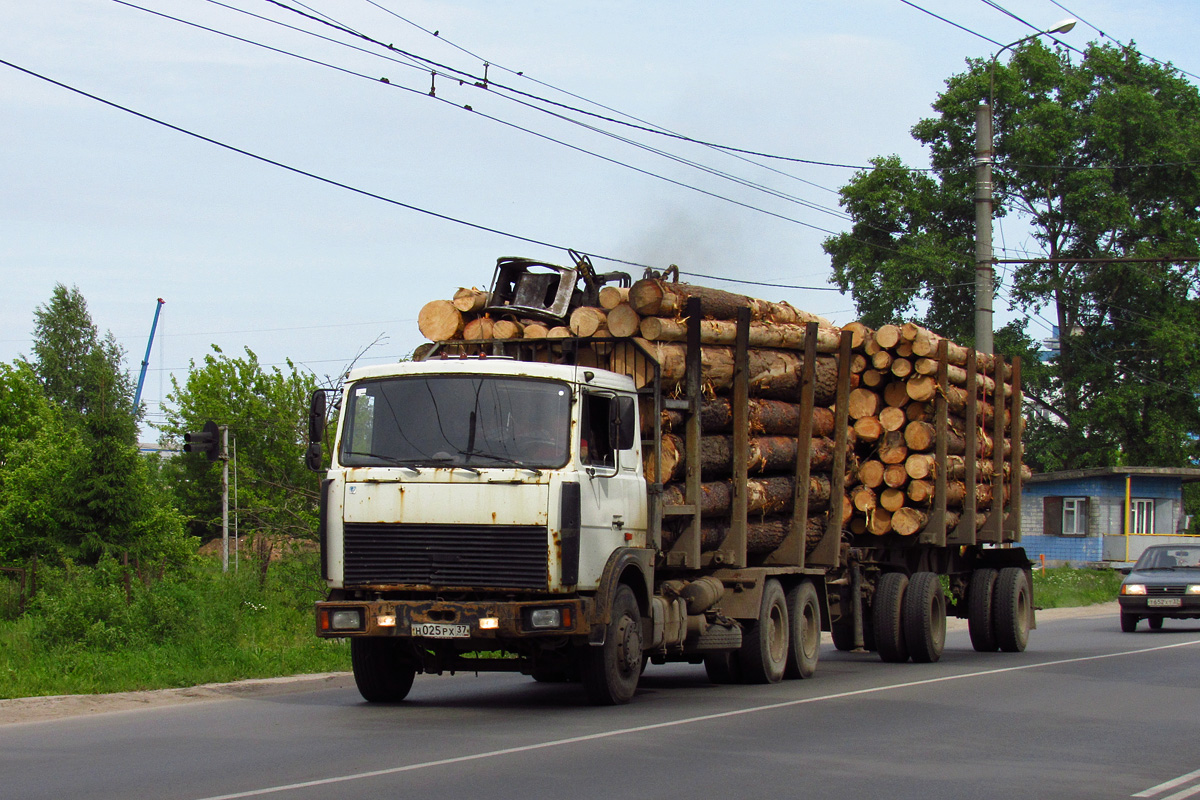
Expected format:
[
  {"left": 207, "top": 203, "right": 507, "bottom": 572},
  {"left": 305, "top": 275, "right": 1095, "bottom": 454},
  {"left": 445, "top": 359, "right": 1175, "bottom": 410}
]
[
  {"left": 993, "top": 567, "right": 1031, "bottom": 652},
  {"left": 704, "top": 651, "right": 743, "bottom": 684},
  {"left": 351, "top": 638, "right": 418, "bottom": 703},
  {"left": 968, "top": 568, "right": 999, "bottom": 652},
  {"left": 581, "top": 584, "right": 642, "bottom": 705},
  {"left": 873, "top": 572, "right": 909, "bottom": 663},
  {"left": 785, "top": 580, "right": 821, "bottom": 679},
  {"left": 739, "top": 578, "right": 789, "bottom": 684},
  {"left": 902, "top": 572, "right": 946, "bottom": 663}
]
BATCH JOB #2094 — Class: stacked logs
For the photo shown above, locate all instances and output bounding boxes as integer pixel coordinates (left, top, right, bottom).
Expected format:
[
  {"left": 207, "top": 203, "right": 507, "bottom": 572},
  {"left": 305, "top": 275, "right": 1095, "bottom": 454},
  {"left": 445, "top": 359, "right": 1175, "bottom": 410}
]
[
  {"left": 841, "top": 321, "right": 1023, "bottom": 539},
  {"left": 416, "top": 278, "right": 1022, "bottom": 552}
]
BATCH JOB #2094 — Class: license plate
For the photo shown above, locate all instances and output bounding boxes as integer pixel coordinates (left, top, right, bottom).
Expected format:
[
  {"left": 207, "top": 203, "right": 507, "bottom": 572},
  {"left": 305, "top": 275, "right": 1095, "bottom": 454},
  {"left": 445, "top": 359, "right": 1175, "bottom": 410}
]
[
  {"left": 1147, "top": 598, "right": 1181, "bottom": 608},
  {"left": 412, "top": 622, "right": 470, "bottom": 638}
]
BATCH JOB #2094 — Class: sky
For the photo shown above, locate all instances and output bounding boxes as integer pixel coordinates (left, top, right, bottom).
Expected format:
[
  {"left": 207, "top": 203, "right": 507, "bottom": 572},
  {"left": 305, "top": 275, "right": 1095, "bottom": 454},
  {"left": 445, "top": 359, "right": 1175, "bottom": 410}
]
[{"left": 3, "top": 0, "right": 1198, "bottom": 438}]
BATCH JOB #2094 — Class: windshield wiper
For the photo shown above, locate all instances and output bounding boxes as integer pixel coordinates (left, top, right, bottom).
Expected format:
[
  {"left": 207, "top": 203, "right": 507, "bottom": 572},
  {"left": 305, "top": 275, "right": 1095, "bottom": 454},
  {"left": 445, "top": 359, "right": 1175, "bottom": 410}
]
[
  {"left": 423, "top": 456, "right": 481, "bottom": 475},
  {"left": 460, "top": 451, "right": 543, "bottom": 476},
  {"left": 342, "top": 450, "right": 421, "bottom": 475}
]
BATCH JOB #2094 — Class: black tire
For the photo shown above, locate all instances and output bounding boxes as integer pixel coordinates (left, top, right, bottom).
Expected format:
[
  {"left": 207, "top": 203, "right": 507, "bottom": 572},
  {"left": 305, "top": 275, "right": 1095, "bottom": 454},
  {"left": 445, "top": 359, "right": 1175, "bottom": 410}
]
[
  {"left": 738, "top": 578, "right": 789, "bottom": 684},
  {"left": 785, "top": 580, "right": 821, "bottom": 679},
  {"left": 581, "top": 584, "right": 642, "bottom": 705},
  {"left": 993, "top": 567, "right": 1031, "bottom": 652},
  {"left": 968, "top": 568, "right": 999, "bottom": 652},
  {"left": 704, "top": 651, "right": 743, "bottom": 684},
  {"left": 873, "top": 572, "right": 909, "bottom": 663},
  {"left": 1148, "top": 617, "right": 1164, "bottom": 631},
  {"left": 351, "top": 638, "right": 418, "bottom": 703},
  {"left": 903, "top": 572, "right": 946, "bottom": 663},
  {"left": 1120, "top": 611, "right": 1139, "bottom": 633},
  {"left": 830, "top": 619, "right": 855, "bottom": 652}
]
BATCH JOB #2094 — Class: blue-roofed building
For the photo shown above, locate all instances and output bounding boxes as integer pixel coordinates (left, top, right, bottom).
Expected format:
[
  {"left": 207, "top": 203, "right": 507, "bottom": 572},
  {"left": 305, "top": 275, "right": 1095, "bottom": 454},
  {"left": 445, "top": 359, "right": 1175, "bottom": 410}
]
[{"left": 1020, "top": 467, "right": 1200, "bottom": 566}]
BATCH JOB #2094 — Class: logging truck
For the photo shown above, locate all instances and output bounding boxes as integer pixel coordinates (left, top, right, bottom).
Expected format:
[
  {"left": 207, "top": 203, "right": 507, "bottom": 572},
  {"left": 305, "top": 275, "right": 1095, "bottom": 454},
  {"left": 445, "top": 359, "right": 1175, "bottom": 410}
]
[{"left": 309, "top": 257, "right": 1034, "bottom": 705}]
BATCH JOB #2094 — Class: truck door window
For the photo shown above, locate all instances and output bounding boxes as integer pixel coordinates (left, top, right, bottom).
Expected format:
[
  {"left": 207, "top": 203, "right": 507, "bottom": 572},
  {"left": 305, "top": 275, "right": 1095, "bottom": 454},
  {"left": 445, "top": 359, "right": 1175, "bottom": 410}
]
[{"left": 581, "top": 393, "right": 616, "bottom": 468}]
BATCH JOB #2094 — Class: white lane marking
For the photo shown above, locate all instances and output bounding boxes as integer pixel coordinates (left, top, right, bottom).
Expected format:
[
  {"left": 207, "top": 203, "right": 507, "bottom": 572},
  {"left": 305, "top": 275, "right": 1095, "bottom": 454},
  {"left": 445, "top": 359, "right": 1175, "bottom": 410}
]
[
  {"left": 1135, "top": 767, "right": 1200, "bottom": 798},
  {"left": 194, "top": 638, "right": 1200, "bottom": 800}
]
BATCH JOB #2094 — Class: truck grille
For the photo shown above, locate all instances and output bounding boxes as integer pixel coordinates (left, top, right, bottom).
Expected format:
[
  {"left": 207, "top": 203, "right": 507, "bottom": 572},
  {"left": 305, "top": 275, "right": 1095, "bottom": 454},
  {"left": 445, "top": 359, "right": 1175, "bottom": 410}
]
[{"left": 342, "top": 523, "right": 548, "bottom": 590}]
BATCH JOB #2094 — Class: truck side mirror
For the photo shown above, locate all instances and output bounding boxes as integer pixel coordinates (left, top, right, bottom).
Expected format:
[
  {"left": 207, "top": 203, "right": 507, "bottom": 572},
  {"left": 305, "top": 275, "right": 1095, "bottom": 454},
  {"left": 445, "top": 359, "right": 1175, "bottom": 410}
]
[
  {"left": 306, "top": 390, "right": 328, "bottom": 472},
  {"left": 610, "top": 396, "right": 636, "bottom": 451}
]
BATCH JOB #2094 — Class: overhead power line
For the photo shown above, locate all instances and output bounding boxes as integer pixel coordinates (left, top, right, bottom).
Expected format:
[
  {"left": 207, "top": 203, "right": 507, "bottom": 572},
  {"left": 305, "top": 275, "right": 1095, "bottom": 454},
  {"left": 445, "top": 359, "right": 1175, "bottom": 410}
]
[{"left": 1, "top": 56, "right": 860, "bottom": 295}]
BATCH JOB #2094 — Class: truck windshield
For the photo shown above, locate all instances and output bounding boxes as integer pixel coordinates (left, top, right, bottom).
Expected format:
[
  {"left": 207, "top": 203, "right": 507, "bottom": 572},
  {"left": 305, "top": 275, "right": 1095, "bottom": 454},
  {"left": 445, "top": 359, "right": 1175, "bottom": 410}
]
[{"left": 339, "top": 375, "right": 572, "bottom": 469}]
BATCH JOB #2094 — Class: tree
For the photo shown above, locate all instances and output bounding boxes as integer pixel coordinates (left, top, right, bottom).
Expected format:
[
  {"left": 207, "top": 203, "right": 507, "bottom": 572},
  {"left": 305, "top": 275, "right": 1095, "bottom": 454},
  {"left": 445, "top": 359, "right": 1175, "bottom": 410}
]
[
  {"left": 0, "top": 287, "right": 191, "bottom": 564},
  {"left": 823, "top": 41, "right": 1200, "bottom": 479},
  {"left": 160, "top": 347, "right": 321, "bottom": 546}
]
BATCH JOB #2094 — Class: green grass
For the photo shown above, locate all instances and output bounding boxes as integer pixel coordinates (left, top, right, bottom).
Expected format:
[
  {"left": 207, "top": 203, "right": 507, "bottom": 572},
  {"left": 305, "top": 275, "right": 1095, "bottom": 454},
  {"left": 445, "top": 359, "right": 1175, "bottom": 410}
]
[
  {"left": 1031, "top": 566, "right": 1123, "bottom": 609},
  {"left": 0, "top": 551, "right": 349, "bottom": 700}
]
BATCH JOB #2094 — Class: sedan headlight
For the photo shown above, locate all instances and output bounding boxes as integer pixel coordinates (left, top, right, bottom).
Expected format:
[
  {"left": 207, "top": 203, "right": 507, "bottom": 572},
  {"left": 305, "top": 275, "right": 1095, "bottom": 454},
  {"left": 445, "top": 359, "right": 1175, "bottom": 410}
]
[
  {"left": 1121, "top": 584, "right": 1147, "bottom": 596},
  {"left": 1187, "top": 585, "right": 1200, "bottom": 595}
]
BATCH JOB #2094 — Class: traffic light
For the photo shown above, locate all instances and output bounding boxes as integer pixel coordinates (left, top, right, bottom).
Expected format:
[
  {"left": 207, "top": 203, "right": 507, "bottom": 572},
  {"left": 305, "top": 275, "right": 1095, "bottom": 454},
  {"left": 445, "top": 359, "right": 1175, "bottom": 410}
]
[{"left": 183, "top": 420, "right": 222, "bottom": 462}]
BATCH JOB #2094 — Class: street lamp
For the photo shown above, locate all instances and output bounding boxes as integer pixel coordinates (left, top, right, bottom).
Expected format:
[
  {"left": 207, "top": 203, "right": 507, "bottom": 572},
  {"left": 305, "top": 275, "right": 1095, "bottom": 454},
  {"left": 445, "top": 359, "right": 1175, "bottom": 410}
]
[{"left": 974, "top": 18, "right": 1076, "bottom": 355}]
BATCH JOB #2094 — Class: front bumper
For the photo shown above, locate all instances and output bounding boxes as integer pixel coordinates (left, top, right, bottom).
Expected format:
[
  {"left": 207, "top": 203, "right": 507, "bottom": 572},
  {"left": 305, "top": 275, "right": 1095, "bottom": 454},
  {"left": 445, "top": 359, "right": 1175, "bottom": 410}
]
[
  {"left": 316, "top": 597, "right": 595, "bottom": 640},
  {"left": 1118, "top": 596, "right": 1200, "bottom": 617}
]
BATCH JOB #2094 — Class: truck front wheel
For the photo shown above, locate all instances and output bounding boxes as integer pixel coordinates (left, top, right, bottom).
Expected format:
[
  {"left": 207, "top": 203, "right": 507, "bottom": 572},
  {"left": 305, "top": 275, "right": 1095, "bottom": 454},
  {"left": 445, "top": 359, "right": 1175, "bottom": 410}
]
[
  {"left": 351, "top": 638, "right": 418, "bottom": 703},
  {"left": 581, "top": 584, "right": 642, "bottom": 705}
]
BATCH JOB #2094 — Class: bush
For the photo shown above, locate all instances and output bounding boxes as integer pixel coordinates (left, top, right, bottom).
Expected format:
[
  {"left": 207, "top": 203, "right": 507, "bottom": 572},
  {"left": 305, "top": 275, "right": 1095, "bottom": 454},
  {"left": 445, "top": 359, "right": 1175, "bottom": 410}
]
[{"left": 0, "top": 550, "right": 348, "bottom": 699}]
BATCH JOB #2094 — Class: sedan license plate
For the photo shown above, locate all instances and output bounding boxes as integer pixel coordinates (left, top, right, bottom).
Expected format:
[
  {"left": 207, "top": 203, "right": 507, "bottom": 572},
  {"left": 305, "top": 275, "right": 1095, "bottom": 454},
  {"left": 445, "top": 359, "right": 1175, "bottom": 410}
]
[
  {"left": 412, "top": 622, "right": 470, "bottom": 638},
  {"left": 1147, "top": 598, "right": 1181, "bottom": 608}
]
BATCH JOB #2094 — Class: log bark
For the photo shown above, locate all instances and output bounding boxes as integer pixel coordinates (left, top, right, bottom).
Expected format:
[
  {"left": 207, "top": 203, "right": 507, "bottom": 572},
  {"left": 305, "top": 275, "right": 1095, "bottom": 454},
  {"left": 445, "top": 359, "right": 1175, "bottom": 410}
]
[
  {"left": 629, "top": 279, "right": 830, "bottom": 325},
  {"left": 648, "top": 434, "right": 843, "bottom": 483},
  {"left": 638, "top": 316, "right": 842, "bottom": 353},
  {"left": 616, "top": 340, "right": 840, "bottom": 402},
  {"left": 661, "top": 516, "right": 827, "bottom": 555},
  {"left": 654, "top": 398, "right": 836, "bottom": 438},
  {"left": 662, "top": 474, "right": 832, "bottom": 515},
  {"left": 418, "top": 300, "right": 464, "bottom": 341}
]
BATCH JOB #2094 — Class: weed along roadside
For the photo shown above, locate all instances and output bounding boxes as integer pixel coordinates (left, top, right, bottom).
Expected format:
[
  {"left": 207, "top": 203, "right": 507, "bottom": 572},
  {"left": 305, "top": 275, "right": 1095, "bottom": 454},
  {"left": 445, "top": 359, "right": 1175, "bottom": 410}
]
[{"left": 0, "top": 550, "right": 349, "bottom": 702}]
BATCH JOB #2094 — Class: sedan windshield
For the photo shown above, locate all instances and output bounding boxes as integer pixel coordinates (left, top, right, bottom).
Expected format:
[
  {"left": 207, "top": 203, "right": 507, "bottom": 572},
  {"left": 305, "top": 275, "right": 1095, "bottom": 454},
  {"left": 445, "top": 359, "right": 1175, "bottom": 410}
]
[
  {"left": 339, "top": 375, "right": 571, "bottom": 468},
  {"left": 1133, "top": 546, "right": 1200, "bottom": 570}
]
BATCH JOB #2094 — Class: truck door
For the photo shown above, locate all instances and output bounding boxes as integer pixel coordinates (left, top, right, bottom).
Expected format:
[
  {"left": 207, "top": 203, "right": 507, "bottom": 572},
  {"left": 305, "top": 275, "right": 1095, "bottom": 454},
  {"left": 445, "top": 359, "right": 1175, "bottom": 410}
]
[{"left": 576, "top": 390, "right": 645, "bottom": 589}]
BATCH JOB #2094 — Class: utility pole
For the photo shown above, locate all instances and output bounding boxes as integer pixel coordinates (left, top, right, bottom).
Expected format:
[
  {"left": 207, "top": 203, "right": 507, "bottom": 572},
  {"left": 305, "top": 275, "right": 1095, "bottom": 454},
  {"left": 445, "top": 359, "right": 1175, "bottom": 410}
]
[
  {"left": 221, "top": 425, "right": 230, "bottom": 573},
  {"left": 974, "top": 103, "right": 994, "bottom": 356}
]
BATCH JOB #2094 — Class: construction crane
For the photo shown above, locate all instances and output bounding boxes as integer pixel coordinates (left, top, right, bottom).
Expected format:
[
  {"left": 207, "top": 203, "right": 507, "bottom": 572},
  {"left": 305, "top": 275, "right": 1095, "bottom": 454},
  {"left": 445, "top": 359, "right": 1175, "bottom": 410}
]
[{"left": 134, "top": 298, "right": 165, "bottom": 409}]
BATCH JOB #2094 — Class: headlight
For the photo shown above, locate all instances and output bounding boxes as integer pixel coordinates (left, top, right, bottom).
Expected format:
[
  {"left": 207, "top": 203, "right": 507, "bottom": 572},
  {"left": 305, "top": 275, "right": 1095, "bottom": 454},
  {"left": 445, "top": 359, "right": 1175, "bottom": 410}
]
[
  {"left": 1187, "top": 585, "right": 1200, "bottom": 595},
  {"left": 1121, "top": 584, "right": 1147, "bottom": 596},
  {"left": 329, "top": 608, "right": 364, "bottom": 630},
  {"left": 529, "top": 608, "right": 562, "bottom": 629}
]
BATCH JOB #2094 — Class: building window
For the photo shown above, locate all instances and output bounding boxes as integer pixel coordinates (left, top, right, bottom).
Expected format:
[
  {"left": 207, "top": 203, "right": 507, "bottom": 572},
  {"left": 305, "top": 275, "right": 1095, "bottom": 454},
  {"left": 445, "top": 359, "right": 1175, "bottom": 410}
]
[
  {"left": 1062, "top": 498, "right": 1088, "bottom": 536},
  {"left": 1131, "top": 499, "right": 1155, "bottom": 534}
]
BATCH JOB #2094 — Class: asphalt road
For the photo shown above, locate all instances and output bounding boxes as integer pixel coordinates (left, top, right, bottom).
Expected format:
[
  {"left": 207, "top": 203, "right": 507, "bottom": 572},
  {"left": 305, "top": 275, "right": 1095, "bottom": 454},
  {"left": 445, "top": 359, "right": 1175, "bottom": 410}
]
[{"left": 3, "top": 606, "right": 1199, "bottom": 800}]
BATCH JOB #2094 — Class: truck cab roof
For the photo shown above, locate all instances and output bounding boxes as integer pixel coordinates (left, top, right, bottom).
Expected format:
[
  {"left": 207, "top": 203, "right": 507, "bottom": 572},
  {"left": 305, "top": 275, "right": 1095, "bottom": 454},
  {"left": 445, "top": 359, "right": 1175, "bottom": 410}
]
[{"left": 346, "top": 356, "right": 636, "bottom": 393}]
